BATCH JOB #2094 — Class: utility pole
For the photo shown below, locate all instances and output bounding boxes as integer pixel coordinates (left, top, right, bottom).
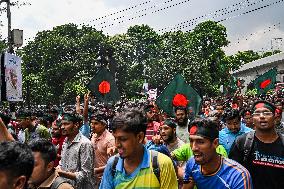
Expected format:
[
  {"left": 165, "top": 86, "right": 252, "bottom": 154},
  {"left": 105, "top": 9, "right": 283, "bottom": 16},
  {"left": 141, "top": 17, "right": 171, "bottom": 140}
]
[{"left": 1, "top": 0, "right": 16, "bottom": 118}]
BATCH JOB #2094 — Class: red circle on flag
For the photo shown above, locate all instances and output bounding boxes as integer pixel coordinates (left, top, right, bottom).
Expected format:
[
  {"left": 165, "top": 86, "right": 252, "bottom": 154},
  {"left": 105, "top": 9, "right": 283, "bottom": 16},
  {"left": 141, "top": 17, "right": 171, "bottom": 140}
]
[
  {"left": 172, "top": 94, "right": 188, "bottom": 107},
  {"left": 99, "top": 81, "right": 111, "bottom": 94}
]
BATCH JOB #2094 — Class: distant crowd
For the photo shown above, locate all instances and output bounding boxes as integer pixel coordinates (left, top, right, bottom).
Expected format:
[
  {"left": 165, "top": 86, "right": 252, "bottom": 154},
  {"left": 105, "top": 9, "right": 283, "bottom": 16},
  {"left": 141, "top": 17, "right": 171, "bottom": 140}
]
[{"left": 0, "top": 92, "right": 283, "bottom": 189}]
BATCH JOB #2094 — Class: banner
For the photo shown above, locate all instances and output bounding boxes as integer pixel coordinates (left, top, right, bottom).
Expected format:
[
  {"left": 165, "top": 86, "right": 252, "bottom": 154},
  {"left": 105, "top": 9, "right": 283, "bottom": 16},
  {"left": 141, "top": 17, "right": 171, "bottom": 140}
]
[
  {"left": 147, "top": 88, "right": 157, "bottom": 100},
  {"left": 4, "top": 53, "right": 23, "bottom": 101}
]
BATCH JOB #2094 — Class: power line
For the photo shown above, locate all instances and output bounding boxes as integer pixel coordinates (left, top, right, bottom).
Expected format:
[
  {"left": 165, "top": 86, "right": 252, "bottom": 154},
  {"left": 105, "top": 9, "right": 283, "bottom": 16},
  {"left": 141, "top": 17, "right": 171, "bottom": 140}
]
[
  {"left": 226, "top": 23, "right": 281, "bottom": 47},
  {"left": 160, "top": 0, "right": 268, "bottom": 32},
  {"left": 95, "top": 0, "right": 178, "bottom": 27},
  {"left": 92, "top": 0, "right": 153, "bottom": 22},
  {"left": 95, "top": 0, "right": 192, "bottom": 29},
  {"left": 217, "top": 0, "right": 284, "bottom": 23}
]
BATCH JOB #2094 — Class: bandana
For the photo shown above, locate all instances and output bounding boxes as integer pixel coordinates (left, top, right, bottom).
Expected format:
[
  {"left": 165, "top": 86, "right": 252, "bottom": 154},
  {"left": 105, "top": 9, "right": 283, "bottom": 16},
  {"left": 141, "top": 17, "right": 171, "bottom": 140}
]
[
  {"left": 90, "top": 114, "right": 107, "bottom": 125},
  {"left": 162, "top": 119, "right": 177, "bottom": 128},
  {"left": 252, "top": 100, "right": 276, "bottom": 113},
  {"left": 62, "top": 113, "right": 82, "bottom": 123},
  {"left": 189, "top": 122, "right": 218, "bottom": 141}
]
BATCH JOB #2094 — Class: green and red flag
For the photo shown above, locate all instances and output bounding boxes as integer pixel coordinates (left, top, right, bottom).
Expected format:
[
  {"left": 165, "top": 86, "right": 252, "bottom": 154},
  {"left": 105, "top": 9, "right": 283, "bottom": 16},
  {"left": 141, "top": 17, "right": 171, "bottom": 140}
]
[
  {"left": 253, "top": 68, "right": 277, "bottom": 94},
  {"left": 156, "top": 74, "right": 201, "bottom": 117},
  {"left": 86, "top": 67, "right": 120, "bottom": 103}
]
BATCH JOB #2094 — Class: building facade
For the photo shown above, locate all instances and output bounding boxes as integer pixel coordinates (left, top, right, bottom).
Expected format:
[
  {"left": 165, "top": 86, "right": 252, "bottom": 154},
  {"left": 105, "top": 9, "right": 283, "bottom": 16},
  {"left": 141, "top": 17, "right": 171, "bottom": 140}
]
[{"left": 231, "top": 52, "right": 284, "bottom": 93}]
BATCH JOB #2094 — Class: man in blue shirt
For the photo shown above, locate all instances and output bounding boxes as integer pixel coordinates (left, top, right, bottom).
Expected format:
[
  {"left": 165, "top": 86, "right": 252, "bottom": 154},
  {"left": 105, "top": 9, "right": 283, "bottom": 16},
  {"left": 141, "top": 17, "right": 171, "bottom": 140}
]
[
  {"left": 183, "top": 118, "right": 252, "bottom": 189},
  {"left": 219, "top": 108, "right": 253, "bottom": 153}
]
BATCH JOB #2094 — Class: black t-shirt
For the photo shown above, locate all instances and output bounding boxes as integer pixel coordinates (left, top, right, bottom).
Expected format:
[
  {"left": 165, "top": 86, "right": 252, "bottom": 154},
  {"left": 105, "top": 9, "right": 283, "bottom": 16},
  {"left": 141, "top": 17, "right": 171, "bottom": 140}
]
[{"left": 230, "top": 135, "right": 284, "bottom": 189}]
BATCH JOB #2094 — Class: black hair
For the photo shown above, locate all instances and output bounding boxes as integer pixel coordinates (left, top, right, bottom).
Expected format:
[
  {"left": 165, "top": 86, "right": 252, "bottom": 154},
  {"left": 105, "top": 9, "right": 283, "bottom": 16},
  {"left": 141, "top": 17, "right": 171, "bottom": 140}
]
[
  {"left": 240, "top": 108, "right": 253, "bottom": 118},
  {"left": 90, "top": 112, "right": 107, "bottom": 125},
  {"left": 163, "top": 118, "right": 177, "bottom": 128},
  {"left": 28, "top": 139, "right": 57, "bottom": 165},
  {"left": 112, "top": 109, "right": 147, "bottom": 135},
  {"left": 189, "top": 118, "right": 219, "bottom": 141},
  {"left": 0, "top": 141, "right": 34, "bottom": 182},
  {"left": 222, "top": 108, "right": 241, "bottom": 121},
  {"left": 174, "top": 106, "right": 188, "bottom": 114}
]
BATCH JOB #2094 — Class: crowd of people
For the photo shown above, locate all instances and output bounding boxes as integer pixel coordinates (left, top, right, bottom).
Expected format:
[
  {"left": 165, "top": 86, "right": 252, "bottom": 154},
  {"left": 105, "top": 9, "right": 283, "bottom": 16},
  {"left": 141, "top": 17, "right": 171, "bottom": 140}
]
[{"left": 0, "top": 91, "right": 283, "bottom": 189}]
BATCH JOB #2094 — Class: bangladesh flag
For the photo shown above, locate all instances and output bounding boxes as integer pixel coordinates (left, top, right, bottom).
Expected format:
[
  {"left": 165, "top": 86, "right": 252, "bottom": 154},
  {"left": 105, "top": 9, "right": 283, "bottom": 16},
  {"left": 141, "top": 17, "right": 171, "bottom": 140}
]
[
  {"left": 156, "top": 74, "right": 201, "bottom": 117},
  {"left": 253, "top": 68, "right": 277, "bottom": 94},
  {"left": 86, "top": 67, "right": 120, "bottom": 103}
]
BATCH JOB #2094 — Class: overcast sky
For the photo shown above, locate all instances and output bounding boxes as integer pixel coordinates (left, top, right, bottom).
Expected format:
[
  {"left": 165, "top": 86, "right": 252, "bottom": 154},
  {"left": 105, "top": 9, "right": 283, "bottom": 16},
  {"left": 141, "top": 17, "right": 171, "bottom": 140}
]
[{"left": 0, "top": 0, "right": 283, "bottom": 55}]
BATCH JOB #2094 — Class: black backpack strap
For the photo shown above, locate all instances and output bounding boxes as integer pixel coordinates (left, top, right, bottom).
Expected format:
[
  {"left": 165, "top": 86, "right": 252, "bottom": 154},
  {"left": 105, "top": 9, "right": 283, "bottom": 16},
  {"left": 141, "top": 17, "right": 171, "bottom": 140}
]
[
  {"left": 111, "top": 155, "right": 119, "bottom": 177},
  {"left": 277, "top": 132, "right": 284, "bottom": 145},
  {"left": 51, "top": 176, "right": 72, "bottom": 189},
  {"left": 151, "top": 150, "right": 160, "bottom": 183},
  {"left": 243, "top": 131, "right": 255, "bottom": 163}
]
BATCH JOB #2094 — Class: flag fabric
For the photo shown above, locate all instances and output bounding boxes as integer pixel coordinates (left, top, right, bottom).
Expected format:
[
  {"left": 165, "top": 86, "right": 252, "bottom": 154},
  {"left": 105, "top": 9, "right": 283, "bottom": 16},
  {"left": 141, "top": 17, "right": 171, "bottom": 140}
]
[
  {"left": 253, "top": 68, "right": 277, "bottom": 94},
  {"left": 86, "top": 67, "right": 120, "bottom": 103},
  {"left": 156, "top": 74, "right": 201, "bottom": 117}
]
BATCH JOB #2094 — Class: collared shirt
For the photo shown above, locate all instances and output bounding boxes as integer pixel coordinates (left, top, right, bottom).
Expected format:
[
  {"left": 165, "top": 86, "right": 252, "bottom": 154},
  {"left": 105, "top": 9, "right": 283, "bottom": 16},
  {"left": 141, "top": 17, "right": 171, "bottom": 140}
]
[
  {"left": 99, "top": 147, "right": 178, "bottom": 189},
  {"left": 60, "top": 132, "right": 96, "bottom": 189},
  {"left": 176, "top": 120, "right": 190, "bottom": 143},
  {"left": 166, "top": 137, "right": 185, "bottom": 153},
  {"left": 37, "top": 169, "right": 74, "bottom": 189},
  {"left": 219, "top": 123, "right": 253, "bottom": 154},
  {"left": 91, "top": 129, "right": 115, "bottom": 168}
]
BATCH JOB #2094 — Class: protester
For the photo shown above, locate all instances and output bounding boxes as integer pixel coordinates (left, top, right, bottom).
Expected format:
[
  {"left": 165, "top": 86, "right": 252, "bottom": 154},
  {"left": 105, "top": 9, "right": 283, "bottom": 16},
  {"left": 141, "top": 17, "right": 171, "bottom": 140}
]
[
  {"left": 51, "top": 119, "right": 66, "bottom": 167},
  {"left": 183, "top": 118, "right": 252, "bottom": 189},
  {"left": 99, "top": 109, "right": 178, "bottom": 188},
  {"left": 57, "top": 112, "right": 96, "bottom": 189},
  {"left": 219, "top": 108, "right": 253, "bottom": 153},
  {"left": 90, "top": 113, "right": 115, "bottom": 188},
  {"left": 229, "top": 100, "right": 284, "bottom": 189},
  {"left": 28, "top": 139, "right": 74, "bottom": 189},
  {"left": 159, "top": 118, "right": 185, "bottom": 153},
  {"left": 144, "top": 103, "right": 161, "bottom": 141},
  {"left": 21, "top": 116, "right": 51, "bottom": 143},
  {"left": 175, "top": 106, "right": 190, "bottom": 143},
  {"left": 0, "top": 141, "right": 34, "bottom": 189}
]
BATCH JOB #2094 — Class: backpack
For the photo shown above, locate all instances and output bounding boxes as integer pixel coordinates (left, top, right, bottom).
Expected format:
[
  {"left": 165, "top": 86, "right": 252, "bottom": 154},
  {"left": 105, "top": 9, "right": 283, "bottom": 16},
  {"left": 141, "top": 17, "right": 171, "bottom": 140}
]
[
  {"left": 111, "top": 150, "right": 160, "bottom": 183},
  {"left": 50, "top": 176, "right": 73, "bottom": 189},
  {"left": 242, "top": 131, "right": 284, "bottom": 163}
]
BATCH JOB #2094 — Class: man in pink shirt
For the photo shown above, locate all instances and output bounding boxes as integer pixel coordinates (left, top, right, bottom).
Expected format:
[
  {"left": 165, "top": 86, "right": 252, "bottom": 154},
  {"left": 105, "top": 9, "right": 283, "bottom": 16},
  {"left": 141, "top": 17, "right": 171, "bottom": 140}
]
[{"left": 90, "top": 113, "right": 115, "bottom": 188}]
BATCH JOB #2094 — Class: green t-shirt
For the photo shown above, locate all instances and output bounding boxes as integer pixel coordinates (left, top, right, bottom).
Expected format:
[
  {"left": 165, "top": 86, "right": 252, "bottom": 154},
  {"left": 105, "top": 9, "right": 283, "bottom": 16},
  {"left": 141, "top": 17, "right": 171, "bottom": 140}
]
[{"left": 172, "top": 144, "right": 228, "bottom": 161}]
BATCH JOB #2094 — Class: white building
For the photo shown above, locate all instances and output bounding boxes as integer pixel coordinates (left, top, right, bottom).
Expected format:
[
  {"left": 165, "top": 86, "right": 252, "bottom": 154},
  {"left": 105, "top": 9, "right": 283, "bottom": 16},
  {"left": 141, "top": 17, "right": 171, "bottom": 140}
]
[{"left": 231, "top": 52, "right": 284, "bottom": 93}]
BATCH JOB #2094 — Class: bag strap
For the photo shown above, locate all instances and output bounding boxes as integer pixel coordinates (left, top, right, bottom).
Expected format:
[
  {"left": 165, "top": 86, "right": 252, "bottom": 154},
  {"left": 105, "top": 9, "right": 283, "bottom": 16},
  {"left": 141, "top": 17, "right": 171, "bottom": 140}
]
[
  {"left": 111, "top": 155, "right": 119, "bottom": 177},
  {"left": 151, "top": 150, "right": 160, "bottom": 183},
  {"left": 51, "top": 176, "right": 72, "bottom": 189},
  {"left": 278, "top": 132, "right": 284, "bottom": 145},
  {"left": 243, "top": 131, "right": 255, "bottom": 163}
]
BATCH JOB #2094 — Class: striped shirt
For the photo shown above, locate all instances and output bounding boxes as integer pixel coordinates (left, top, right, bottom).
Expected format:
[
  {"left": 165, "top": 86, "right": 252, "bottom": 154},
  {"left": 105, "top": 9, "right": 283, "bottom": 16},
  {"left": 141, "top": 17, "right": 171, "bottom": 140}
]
[{"left": 184, "top": 157, "right": 252, "bottom": 189}]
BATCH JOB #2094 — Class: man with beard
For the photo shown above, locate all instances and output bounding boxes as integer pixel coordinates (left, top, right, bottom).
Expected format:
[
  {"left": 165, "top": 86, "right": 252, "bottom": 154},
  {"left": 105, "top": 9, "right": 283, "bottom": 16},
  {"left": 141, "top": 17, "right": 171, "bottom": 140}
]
[
  {"left": 183, "top": 118, "right": 252, "bottom": 189},
  {"left": 159, "top": 119, "right": 184, "bottom": 153},
  {"left": 175, "top": 106, "right": 190, "bottom": 143},
  {"left": 229, "top": 100, "right": 284, "bottom": 189},
  {"left": 219, "top": 108, "right": 252, "bottom": 153},
  {"left": 99, "top": 109, "right": 178, "bottom": 189}
]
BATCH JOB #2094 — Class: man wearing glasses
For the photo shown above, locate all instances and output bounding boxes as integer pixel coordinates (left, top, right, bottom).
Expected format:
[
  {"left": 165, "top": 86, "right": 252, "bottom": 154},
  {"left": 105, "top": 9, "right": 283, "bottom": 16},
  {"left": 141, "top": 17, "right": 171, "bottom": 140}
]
[{"left": 229, "top": 100, "right": 284, "bottom": 189}]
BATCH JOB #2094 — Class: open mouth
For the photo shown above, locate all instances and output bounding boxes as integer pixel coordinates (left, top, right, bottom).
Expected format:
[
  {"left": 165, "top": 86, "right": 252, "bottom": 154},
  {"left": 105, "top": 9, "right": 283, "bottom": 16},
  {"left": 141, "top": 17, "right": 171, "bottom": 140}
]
[{"left": 259, "top": 121, "right": 268, "bottom": 126}]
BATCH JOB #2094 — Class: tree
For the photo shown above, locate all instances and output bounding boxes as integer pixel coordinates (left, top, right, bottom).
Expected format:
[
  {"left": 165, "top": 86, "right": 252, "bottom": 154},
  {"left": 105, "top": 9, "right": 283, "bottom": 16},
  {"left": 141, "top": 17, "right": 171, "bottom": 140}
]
[{"left": 19, "top": 24, "right": 109, "bottom": 105}]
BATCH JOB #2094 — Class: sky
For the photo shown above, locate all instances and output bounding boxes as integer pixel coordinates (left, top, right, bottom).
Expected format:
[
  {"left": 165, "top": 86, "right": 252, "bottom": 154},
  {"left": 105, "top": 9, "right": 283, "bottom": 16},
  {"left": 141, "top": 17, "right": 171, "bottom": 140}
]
[{"left": 0, "top": 0, "right": 284, "bottom": 55}]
